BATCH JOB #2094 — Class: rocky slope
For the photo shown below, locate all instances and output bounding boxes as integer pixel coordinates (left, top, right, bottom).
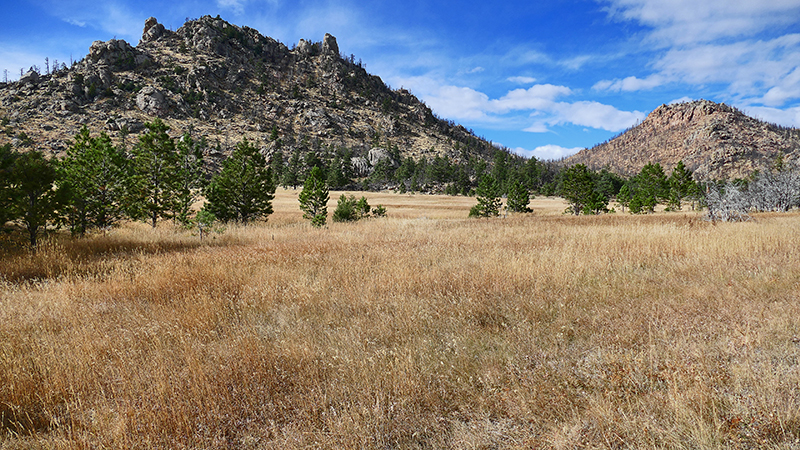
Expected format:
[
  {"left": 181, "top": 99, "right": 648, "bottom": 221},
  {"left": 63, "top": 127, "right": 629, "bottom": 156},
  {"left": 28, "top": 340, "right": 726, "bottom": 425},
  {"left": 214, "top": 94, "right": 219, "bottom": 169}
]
[
  {"left": 0, "top": 16, "right": 495, "bottom": 172},
  {"left": 565, "top": 100, "right": 800, "bottom": 180}
]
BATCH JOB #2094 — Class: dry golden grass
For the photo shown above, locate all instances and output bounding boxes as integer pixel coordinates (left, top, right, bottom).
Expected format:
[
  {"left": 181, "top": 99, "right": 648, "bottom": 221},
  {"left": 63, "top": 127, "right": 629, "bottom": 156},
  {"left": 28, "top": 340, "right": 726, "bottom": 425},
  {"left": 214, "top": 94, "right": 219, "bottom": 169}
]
[{"left": 2, "top": 191, "right": 800, "bottom": 449}]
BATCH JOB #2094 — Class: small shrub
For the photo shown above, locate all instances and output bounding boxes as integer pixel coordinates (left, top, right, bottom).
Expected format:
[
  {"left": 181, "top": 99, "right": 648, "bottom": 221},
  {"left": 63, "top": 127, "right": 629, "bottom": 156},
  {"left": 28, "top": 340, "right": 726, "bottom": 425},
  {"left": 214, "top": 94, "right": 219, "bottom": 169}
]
[{"left": 332, "top": 194, "right": 358, "bottom": 222}]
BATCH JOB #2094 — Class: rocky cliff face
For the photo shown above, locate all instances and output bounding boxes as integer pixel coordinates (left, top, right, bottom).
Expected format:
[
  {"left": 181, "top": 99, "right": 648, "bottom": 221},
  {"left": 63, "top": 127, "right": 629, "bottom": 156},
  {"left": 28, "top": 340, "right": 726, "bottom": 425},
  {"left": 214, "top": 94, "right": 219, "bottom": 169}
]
[
  {"left": 0, "top": 16, "right": 494, "bottom": 170},
  {"left": 565, "top": 100, "right": 800, "bottom": 180}
]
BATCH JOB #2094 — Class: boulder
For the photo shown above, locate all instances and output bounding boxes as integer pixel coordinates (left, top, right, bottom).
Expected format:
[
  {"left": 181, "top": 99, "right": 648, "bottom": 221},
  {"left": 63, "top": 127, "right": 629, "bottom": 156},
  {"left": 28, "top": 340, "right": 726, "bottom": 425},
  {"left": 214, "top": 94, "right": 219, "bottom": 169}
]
[
  {"left": 368, "top": 147, "right": 397, "bottom": 167},
  {"left": 88, "top": 39, "right": 138, "bottom": 69},
  {"left": 351, "top": 156, "right": 370, "bottom": 177},
  {"left": 19, "top": 70, "right": 40, "bottom": 85},
  {"left": 142, "top": 17, "right": 165, "bottom": 42},
  {"left": 296, "top": 39, "right": 312, "bottom": 56},
  {"left": 136, "top": 87, "right": 168, "bottom": 116},
  {"left": 322, "top": 34, "right": 339, "bottom": 56}
]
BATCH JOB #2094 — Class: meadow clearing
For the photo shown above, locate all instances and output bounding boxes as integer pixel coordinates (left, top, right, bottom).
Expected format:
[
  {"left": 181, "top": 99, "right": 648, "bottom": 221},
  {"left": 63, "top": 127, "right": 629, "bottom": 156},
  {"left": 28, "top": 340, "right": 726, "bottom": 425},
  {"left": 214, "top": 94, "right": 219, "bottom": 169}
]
[{"left": 1, "top": 189, "right": 799, "bottom": 449}]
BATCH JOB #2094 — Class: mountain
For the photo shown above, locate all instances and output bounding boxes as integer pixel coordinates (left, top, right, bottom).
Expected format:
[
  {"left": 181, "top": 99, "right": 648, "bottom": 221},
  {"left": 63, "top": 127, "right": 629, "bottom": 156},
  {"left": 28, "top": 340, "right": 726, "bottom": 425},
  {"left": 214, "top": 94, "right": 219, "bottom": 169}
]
[
  {"left": 564, "top": 100, "right": 800, "bottom": 180},
  {"left": 0, "top": 16, "right": 497, "bottom": 173}
]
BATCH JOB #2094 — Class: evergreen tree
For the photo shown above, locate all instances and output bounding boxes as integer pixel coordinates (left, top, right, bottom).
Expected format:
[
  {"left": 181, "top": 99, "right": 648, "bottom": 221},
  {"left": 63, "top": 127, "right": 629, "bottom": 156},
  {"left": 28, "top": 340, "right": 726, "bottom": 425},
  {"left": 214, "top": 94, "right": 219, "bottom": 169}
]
[
  {"left": 0, "top": 144, "right": 18, "bottom": 229},
  {"left": 628, "top": 162, "right": 668, "bottom": 214},
  {"left": 326, "top": 156, "right": 349, "bottom": 188},
  {"left": 469, "top": 174, "right": 502, "bottom": 217},
  {"left": 491, "top": 151, "right": 509, "bottom": 193},
  {"left": 270, "top": 150, "right": 285, "bottom": 186},
  {"left": 561, "top": 164, "right": 599, "bottom": 215},
  {"left": 617, "top": 183, "right": 632, "bottom": 213},
  {"left": 332, "top": 194, "right": 358, "bottom": 222},
  {"left": 173, "top": 133, "right": 207, "bottom": 226},
  {"left": 204, "top": 138, "right": 275, "bottom": 224},
  {"left": 299, "top": 166, "right": 329, "bottom": 227},
  {"left": 8, "top": 150, "right": 63, "bottom": 248},
  {"left": 666, "top": 160, "right": 697, "bottom": 211},
  {"left": 127, "top": 119, "right": 180, "bottom": 227},
  {"left": 506, "top": 179, "right": 532, "bottom": 213},
  {"left": 60, "top": 127, "right": 127, "bottom": 235},
  {"left": 282, "top": 148, "right": 302, "bottom": 188}
]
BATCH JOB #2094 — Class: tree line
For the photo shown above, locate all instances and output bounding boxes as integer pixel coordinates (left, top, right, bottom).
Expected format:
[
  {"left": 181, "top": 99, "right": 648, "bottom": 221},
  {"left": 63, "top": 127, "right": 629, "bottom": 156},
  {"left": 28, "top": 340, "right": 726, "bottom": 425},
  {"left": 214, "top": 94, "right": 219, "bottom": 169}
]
[
  {"left": 0, "top": 119, "right": 276, "bottom": 248},
  {"left": 3, "top": 119, "right": 797, "bottom": 248}
]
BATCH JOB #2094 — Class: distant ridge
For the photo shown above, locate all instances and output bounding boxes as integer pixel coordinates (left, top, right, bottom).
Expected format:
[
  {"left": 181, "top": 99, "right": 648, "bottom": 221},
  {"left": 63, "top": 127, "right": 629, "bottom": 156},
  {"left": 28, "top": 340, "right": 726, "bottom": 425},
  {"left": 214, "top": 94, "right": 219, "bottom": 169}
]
[{"left": 564, "top": 100, "right": 800, "bottom": 180}]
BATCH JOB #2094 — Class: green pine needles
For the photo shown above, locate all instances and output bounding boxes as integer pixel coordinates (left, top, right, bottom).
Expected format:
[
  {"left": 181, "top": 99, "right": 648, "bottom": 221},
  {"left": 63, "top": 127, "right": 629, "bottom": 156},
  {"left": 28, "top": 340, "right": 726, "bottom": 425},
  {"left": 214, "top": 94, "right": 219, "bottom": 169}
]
[
  {"left": 204, "top": 138, "right": 275, "bottom": 224},
  {"left": 299, "top": 166, "right": 329, "bottom": 227}
]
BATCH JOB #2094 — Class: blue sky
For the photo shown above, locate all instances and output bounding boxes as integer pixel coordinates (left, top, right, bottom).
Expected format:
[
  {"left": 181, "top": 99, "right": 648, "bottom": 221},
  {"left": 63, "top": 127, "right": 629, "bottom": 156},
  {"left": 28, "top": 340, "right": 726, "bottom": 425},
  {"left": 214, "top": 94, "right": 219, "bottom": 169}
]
[{"left": 2, "top": 0, "right": 800, "bottom": 160}]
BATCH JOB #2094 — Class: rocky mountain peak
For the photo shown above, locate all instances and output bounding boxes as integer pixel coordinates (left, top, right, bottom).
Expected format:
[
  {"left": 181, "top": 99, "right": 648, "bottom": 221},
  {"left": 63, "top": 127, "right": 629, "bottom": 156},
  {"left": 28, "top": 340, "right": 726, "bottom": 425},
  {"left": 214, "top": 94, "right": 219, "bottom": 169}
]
[
  {"left": 0, "top": 15, "right": 496, "bottom": 173},
  {"left": 565, "top": 100, "right": 800, "bottom": 180}
]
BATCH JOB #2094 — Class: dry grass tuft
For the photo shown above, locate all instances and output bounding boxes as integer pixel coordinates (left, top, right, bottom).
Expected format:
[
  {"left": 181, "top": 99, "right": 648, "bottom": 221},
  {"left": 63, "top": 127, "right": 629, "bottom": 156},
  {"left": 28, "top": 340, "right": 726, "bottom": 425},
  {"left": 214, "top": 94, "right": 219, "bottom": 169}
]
[{"left": 2, "top": 192, "right": 800, "bottom": 448}]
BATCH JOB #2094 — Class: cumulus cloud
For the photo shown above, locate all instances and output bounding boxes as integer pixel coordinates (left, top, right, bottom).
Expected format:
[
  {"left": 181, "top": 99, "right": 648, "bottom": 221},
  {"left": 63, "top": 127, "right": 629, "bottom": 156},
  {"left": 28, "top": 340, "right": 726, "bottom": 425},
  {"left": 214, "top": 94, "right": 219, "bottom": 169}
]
[
  {"left": 490, "top": 84, "right": 572, "bottom": 112},
  {"left": 423, "top": 85, "right": 492, "bottom": 121},
  {"left": 548, "top": 101, "right": 645, "bottom": 131},
  {"left": 512, "top": 145, "right": 583, "bottom": 160},
  {"left": 742, "top": 105, "right": 800, "bottom": 128},
  {"left": 398, "top": 75, "right": 643, "bottom": 133}
]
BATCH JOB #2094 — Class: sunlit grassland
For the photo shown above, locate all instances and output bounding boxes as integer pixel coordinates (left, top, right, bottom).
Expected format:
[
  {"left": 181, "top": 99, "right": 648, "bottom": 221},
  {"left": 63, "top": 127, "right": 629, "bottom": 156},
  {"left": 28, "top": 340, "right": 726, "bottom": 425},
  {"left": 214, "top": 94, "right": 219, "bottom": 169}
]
[{"left": 1, "top": 190, "right": 799, "bottom": 449}]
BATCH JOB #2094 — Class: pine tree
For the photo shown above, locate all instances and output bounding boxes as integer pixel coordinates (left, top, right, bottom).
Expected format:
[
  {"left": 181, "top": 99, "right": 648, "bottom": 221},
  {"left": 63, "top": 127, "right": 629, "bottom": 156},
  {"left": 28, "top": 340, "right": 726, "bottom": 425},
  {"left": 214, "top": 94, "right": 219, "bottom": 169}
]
[
  {"left": 628, "top": 162, "right": 668, "bottom": 214},
  {"left": 60, "top": 127, "right": 128, "bottom": 235},
  {"left": 173, "top": 133, "right": 207, "bottom": 226},
  {"left": 127, "top": 119, "right": 180, "bottom": 227},
  {"left": 469, "top": 174, "right": 502, "bottom": 217},
  {"left": 506, "top": 179, "right": 532, "bottom": 213},
  {"left": 204, "top": 138, "right": 275, "bottom": 224},
  {"left": 8, "top": 150, "right": 63, "bottom": 248},
  {"left": 282, "top": 148, "right": 302, "bottom": 189},
  {"left": 561, "top": 164, "right": 597, "bottom": 215},
  {"left": 299, "top": 166, "right": 329, "bottom": 227},
  {"left": 666, "top": 160, "right": 697, "bottom": 211},
  {"left": 0, "top": 144, "right": 17, "bottom": 229},
  {"left": 332, "top": 194, "right": 358, "bottom": 222}
]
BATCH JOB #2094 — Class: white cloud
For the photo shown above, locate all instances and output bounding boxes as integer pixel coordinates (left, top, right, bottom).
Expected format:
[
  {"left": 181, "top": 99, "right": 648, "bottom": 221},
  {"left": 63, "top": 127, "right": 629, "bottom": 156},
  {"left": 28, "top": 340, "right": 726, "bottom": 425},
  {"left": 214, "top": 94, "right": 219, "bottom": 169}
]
[
  {"left": 423, "top": 85, "right": 492, "bottom": 121},
  {"left": 560, "top": 55, "right": 593, "bottom": 70},
  {"left": 593, "top": 74, "right": 665, "bottom": 92},
  {"left": 217, "top": 0, "right": 247, "bottom": 15},
  {"left": 512, "top": 145, "right": 583, "bottom": 160},
  {"left": 603, "top": 0, "right": 800, "bottom": 46},
  {"left": 523, "top": 122, "right": 550, "bottom": 133},
  {"left": 668, "top": 96, "right": 694, "bottom": 105},
  {"left": 549, "top": 101, "right": 645, "bottom": 131},
  {"left": 397, "top": 75, "right": 643, "bottom": 133},
  {"left": 742, "top": 105, "right": 800, "bottom": 127},
  {"left": 0, "top": 48, "right": 49, "bottom": 81},
  {"left": 507, "top": 76, "right": 537, "bottom": 84},
  {"left": 599, "top": 0, "right": 800, "bottom": 123},
  {"left": 490, "top": 84, "right": 572, "bottom": 112}
]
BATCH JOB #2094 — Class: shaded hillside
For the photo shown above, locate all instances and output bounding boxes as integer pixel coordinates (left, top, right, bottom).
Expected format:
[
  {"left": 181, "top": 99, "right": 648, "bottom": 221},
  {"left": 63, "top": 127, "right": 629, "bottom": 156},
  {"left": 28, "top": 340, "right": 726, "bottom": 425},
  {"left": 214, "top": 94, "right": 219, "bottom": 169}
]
[
  {"left": 0, "top": 16, "right": 497, "bottom": 171},
  {"left": 565, "top": 100, "right": 800, "bottom": 180}
]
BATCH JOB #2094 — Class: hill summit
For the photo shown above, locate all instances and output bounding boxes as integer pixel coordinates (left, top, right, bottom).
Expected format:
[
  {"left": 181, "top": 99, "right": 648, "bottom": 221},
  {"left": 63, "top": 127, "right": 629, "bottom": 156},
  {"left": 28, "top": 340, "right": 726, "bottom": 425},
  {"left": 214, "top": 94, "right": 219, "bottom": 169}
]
[
  {"left": 565, "top": 100, "right": 800, "bottom": 180},
  {"left": 0, "top": 15, "right": 497, "bottom": 171}
]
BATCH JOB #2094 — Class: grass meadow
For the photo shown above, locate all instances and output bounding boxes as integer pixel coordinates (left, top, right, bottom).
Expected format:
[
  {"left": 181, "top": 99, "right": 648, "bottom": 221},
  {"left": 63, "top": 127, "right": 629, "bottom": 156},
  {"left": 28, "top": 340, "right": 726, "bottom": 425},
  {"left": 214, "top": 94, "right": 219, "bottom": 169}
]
[{"left": 1, "top": 189, "right": 799, "bottom": 449}]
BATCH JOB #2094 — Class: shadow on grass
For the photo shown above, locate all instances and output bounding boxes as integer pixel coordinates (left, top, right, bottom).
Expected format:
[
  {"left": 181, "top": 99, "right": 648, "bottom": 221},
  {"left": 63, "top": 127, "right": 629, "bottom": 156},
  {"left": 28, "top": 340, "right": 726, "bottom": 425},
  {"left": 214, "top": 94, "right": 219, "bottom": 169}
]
[{"left": 0, "top": 228, "right": 218, "bottom": 284}]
